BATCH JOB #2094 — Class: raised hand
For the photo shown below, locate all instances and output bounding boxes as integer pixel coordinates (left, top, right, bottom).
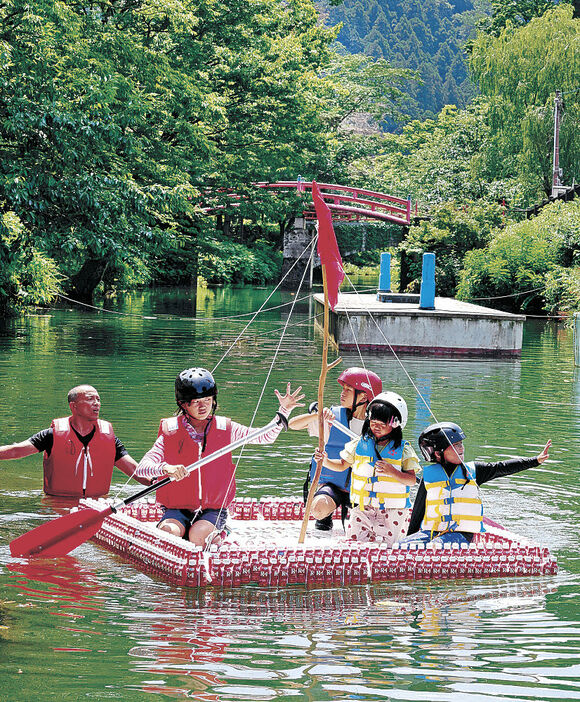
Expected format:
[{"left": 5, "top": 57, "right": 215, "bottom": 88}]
[
  {"left": 537, "top": 439, "right": 551, "bottom": 464},
  {"left": 275, "top": 383, "right": 305, "bottom": 413}
]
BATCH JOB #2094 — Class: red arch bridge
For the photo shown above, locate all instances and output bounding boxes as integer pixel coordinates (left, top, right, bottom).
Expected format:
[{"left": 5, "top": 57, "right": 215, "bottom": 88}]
[
  {"left": 204, "top": 180, "right": 416, "bottom": 226},
  {"left": 258, "top": 180, "right": 415, "bottom": 225},
  {"left": 203, "top": 180, "right": 416, "bottom": 288}
]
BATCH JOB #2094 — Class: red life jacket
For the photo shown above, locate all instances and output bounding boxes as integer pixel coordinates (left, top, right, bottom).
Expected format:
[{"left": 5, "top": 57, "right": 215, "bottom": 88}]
[
  {"left": 43, "top": 416, "right": 116, "bottom": 497},
  {"left": 155, "top": 415, "right": 235, "bottom": 510}
]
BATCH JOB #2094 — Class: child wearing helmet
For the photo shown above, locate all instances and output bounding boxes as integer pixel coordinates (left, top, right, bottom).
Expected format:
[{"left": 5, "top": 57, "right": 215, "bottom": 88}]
[
  {"left": 314, "top": 391, "right": 420, "bottom": 544},
  {"left": 136, "top": 368, "right": 304, "bottom": 548},
  {"left": 289, "top": 367, "right": 382, "bottom": 531},
  {"left": 401, "top": 421, "right": 551, "bottom": 546}
]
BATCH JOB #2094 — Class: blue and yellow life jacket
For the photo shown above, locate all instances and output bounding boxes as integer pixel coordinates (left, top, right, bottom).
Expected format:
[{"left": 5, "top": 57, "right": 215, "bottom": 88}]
[
  {"left": 421, "top": 461, "right": 484, "bottom": 534},
  {"left": 350, "top": 436, "right": 412, "bottom": 510},
  {"left": 309, "top": 406, "right": 352, "bottom": 492}
]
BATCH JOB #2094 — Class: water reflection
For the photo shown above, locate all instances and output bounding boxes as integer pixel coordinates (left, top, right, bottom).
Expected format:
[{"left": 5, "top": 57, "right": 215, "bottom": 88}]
[
  {"left": 2, "top": 287, "right": 580, "bottom": 701},
  {"left": 112, "top": 579, "right": 570, "bottom": 701},
  {"left": 6, "top": 556, "right": 101, "bottom": 608}
]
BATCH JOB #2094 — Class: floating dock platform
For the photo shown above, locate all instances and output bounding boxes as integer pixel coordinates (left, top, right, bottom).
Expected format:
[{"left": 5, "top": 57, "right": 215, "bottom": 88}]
[{"left": 314, "top": 293, "right": 525, "bottom": 357}]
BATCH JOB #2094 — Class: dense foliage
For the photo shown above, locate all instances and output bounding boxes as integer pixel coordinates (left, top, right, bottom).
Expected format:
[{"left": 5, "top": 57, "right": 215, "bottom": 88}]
[
  {"left": 323, "top": 0, "right": 482, "bottom": 120},
  {"left": 0, "top": 210, "right": 61, "bottom": 313},
  {"left": 470, "top": 4, "right": 580, "bottom": 201},
  {"left": 457, "top": 200, "right": 580, "bottom": 313},
  {"left": 0, "top": 0, "right": 339, "bottom": 304},
  {"left": 0, "top": 0, "right": 579, "bottom": 316},
  {"left": 399, "top": 202, "right": 503, "bottom": 295}
]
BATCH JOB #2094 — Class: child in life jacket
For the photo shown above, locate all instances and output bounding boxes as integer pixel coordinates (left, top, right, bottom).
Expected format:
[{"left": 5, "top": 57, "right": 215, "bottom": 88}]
[
  {"left": 314, "top": 392, "right": 420, "bottom": 544},
  {"left": 401, "top": 422, "right": 551, "bottom": 546},
  {"left": 136, "top": 367, "right": 304, "bottom": 548},
  {"left": 289, "top": 367, "right": 383, "bottom": 531}
]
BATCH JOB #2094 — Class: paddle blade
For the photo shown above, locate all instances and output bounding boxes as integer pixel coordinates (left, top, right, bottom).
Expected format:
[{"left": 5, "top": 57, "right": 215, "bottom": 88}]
[{"left": 9, "top": 506, "right": 113, "bottom": 558}]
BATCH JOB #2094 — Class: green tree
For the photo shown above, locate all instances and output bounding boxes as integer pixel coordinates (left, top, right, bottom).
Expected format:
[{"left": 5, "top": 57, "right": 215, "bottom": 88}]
[
  {"left": 0, "top": 0, "right": 340, "bottom": 303},
  {"left": 347, "top": 102, "right": 498, "bottom": 204},
  {"left": 457, "top": 200, "right": 580, "bottom": 312},
  {"left": 469, "top": 4, "right": 580, "bottom": 201},
  {"left": 398, "top": 201, "right": 503, "bottom": 296},
  {"left": 0, "top": 209, "right": 60, "bottom": 313},
  {"left": 477, "top": 0, "right": 565, "bottom": 36}
]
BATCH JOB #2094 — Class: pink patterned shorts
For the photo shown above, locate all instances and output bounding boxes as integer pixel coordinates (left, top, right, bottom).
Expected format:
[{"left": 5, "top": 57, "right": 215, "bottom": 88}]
[{"left": 347, "top": 506, "right": 411, "bottom": 545}]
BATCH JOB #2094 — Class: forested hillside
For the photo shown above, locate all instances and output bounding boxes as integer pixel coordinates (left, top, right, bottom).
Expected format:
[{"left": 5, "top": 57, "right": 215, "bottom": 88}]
[
  {"left": 0, "top": 0, "right": 578, "bottom": 317},
  {"left": 323, "top": 0, "right": 483, "bottom": 120}
]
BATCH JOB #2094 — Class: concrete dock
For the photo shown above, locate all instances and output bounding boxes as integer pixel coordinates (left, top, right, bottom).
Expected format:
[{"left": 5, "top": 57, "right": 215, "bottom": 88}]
[{"left": 313, "top": 293, "right": 525, "bottom": 356}]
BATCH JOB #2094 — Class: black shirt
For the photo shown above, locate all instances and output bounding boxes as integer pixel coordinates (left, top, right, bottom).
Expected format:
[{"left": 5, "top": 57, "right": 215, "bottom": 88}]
[
  {"left": 28, "top": 427, "right": 128, "bottom": 462},
  {"left": 407, "top": 456, "right": 540, "bottom": 536}
]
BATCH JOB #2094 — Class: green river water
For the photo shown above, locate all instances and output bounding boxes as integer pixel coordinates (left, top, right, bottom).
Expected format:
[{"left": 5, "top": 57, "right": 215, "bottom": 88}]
[{"left": 1, "top": 285, "right": 579, "bottom": 701}]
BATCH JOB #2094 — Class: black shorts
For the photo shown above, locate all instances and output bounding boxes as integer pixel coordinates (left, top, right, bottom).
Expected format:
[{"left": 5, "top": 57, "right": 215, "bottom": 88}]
[
  {"left": 159, "top": 507, "right": 228, "bottom": 531},
  {"left": 314, "top": 482, "right": 351, "bottom": 510}
]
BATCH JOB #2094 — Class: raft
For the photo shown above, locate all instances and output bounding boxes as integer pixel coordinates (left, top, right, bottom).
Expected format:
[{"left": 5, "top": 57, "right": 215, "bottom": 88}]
[{"left": 83, "top": 496, "right": 558, "bottom": 587}]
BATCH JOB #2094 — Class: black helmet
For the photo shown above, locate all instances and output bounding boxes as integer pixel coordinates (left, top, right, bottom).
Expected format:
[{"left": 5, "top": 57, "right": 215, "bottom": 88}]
[
  {"left": 418, "top": 422, "right": 466, "bottom": 461},
  {"left": 175, "top": 367, "right": 217, "bottom": 403}
]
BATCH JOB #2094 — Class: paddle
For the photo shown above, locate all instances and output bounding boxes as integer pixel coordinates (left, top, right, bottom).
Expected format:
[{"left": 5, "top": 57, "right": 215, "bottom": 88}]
[
  {"left": 10, "top": 416, "right": 282, "bottom": 558},
  {"left": 329, "top": 419, "right": 358, "bottom": 441}
]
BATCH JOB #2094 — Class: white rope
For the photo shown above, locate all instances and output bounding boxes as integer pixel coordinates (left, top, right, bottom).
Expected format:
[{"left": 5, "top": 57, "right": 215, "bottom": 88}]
[
  {"left": 205, "top": 236, "right": 318, "bottom": 550},
  {"left": 107, "top": 237, "right": 319, "bottom": 505},
  {"left": 211, "top": 236, "right": 318, "bottom": 372},
  {"left": 340, "top": 270, "right": 468, "bottom": 466},
  {"left": 57, "top": 291, "right": 316, "bottom": 324},
  {"left": 342, "top": 269, "right": 436, "bottom": 421}
]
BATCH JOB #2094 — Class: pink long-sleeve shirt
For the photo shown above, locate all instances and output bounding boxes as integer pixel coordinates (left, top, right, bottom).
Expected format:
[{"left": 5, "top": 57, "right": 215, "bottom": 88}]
[{"left": 135, "top": 410, "right": 289, "bottom": 481}]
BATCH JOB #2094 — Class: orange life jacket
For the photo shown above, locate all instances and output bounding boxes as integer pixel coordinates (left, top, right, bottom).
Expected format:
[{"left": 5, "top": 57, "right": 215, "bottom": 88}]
[
  {"left": 43, "top": 416, "right": 116, "bottom": 497},
  {"left": 155, "top": 415, "right": 235, "bottom": 510}
]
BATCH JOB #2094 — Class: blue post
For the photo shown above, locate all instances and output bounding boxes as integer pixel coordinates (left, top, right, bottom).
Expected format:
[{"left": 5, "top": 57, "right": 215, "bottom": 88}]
[
  {"left": 419, "top": 253, "right": 436, "bottom": 310},
  {"left": 378, "top": 252, "right": 391, "bottom": 293}
]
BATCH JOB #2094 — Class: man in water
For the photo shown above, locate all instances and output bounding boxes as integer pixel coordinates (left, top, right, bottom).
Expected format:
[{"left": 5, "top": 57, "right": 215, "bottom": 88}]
[{"left": 0, "top": 384, "right": 144, "bottom": 497}]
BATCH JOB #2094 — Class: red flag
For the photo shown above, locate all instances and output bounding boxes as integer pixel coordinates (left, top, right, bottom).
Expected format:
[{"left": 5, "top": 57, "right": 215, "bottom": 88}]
[{"left": 312, "top": 181, "right": 344, "bottom": 309}]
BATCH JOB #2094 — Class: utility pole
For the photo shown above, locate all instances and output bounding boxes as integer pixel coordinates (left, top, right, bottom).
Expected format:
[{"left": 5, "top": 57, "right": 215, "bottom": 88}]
[{"left": 552, "top": 90, "right": 566, "bottom": 198}]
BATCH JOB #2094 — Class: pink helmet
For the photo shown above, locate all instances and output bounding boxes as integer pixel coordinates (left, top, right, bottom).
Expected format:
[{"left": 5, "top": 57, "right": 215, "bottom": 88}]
[{"left": 337, "top": 367, "right": 382, "bottom": 400}]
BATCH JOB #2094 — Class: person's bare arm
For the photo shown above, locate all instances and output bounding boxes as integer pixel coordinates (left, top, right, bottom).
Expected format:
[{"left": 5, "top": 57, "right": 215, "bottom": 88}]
[
  {"left": 313, "top": 447, "right": 349, "bottom": 472},
  {"left": 0, "top": 440, "right": 38, "bottom": 460},
  {"left": 288, "top": 413, "right": 316, "bottom": 431}
]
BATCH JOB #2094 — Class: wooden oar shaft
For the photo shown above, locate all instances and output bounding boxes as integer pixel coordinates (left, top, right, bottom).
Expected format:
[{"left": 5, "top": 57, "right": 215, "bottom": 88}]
[{"left": 299, "top": 265, "right": 331, "bottom": 544}]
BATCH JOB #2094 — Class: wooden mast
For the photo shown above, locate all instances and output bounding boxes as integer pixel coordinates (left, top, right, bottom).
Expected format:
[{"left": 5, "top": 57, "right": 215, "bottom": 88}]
[{"left": 298, "top": 265, "right": 341, "bottom": 544}]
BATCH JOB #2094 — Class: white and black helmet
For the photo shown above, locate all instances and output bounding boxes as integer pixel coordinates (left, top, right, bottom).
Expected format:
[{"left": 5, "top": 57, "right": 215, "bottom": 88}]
[{"left": 367, "top": 391, "right": 408, "bottom": 429}]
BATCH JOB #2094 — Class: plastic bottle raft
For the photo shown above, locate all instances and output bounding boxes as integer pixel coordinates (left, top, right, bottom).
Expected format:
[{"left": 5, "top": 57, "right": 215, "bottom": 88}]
[{"left": 82, "top": 496, "right": 558, "bottom": 588}]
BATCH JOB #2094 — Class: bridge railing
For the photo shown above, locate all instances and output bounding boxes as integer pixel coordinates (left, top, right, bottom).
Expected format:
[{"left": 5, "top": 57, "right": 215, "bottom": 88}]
[{"left": 256, "top": 180, "right": 412, "bottom": 225}]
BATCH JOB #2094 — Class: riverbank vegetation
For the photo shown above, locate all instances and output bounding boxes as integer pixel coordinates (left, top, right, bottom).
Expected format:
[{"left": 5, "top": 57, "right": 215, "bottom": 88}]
[{"left": 0, "top": 0, "right": 578, "bottom": 314}]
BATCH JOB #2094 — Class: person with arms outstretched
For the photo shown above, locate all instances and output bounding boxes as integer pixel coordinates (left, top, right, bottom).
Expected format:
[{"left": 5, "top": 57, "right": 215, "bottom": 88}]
[
  {"left": 0, "top": 384, "right": 143, "bottom": 497},
  {"left": 401, "top": 422, "right": 551, "bottom": 545}
]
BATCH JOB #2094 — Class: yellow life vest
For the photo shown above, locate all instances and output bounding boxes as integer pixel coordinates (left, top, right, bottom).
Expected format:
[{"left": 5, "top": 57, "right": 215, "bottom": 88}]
[
  {"left": 421, "top": 461, "right": 484, "bottom": 534},
  {"left": 350, "top": 437, "right": 411, "bottom": 510}
]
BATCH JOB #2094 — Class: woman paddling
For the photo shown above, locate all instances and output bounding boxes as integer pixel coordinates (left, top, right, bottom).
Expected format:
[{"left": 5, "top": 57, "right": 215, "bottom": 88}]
[{"left": 135, "top": 368, "right": 304, "bottom": 547}]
